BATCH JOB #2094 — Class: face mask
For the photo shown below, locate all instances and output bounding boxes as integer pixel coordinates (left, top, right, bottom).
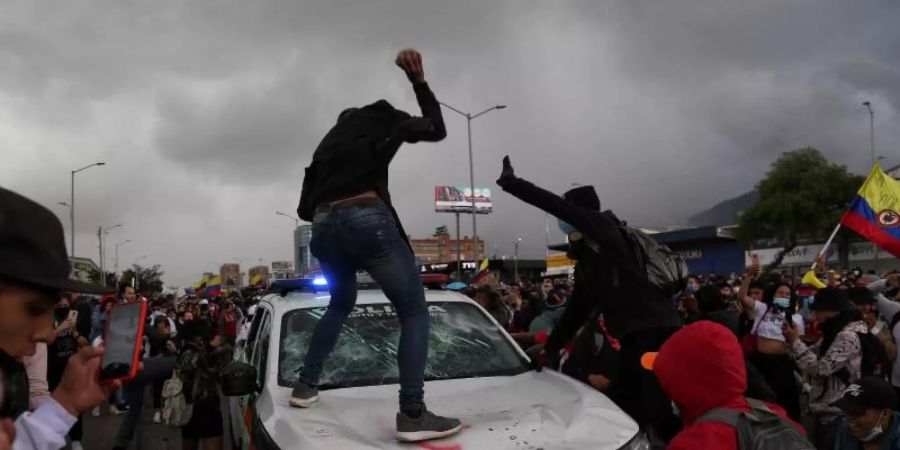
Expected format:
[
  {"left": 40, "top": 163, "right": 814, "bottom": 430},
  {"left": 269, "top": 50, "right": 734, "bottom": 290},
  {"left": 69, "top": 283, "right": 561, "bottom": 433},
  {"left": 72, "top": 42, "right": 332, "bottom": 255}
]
[
  {"left": 773, "top": 297, "right": 791, "bottom": 309},
  {"left": 558, "top": 219, "right": 576, "bottom": 235},
  {"left": 686, "top": 284, "right": 697, "bottom": 295},
  {"left": 859, "top": 411, "right": 887, "bottom": 442},
  {"left": 54, "top": 306, "right": 70, "bottom": 322}
]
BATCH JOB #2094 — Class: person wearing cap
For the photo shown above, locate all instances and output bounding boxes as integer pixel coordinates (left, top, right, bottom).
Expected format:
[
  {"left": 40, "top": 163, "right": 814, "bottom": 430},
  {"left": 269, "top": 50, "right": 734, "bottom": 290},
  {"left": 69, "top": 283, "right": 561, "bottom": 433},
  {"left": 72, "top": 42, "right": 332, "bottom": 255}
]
[
  {"left": 832, "top": 376, "right": 900, "bottom": 449},
  {"left": 849, "top": 287, "right": 897, "bottom": 363},
  {"left": 0, "top": 186, "right": 121, "bottom": 450},
  {"left": 644, "top": 321, "right": 807, "bottom": 449},
  {"left": 497, "top": 156, "right": 682, "bottom": 440},
  {"left": 784, "top": 287, "right": 868, "bottom": 447}
]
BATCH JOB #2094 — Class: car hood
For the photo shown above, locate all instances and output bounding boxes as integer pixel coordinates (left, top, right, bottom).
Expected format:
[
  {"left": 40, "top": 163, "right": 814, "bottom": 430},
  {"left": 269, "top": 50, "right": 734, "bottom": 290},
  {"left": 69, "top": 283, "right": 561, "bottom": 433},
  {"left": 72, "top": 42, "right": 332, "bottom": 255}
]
[{"left": 256, "top": 370, "right": 638, "bottom": 449}]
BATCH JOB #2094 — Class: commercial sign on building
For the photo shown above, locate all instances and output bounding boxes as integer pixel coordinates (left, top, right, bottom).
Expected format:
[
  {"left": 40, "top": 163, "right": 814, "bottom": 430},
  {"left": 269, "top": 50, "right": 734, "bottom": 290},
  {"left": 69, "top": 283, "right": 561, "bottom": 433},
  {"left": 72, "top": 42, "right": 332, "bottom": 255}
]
[
  {"left": 434, "top": 185, "right": 492, "bottom": 214},
  {"left": 544, "top": 253, "right": 575, "bottom": 276},
  {"left": 271, "top": 261, "right": 294, "bottom": 272},
  {"left": 744, "top": 242, "right": 895, "bottom": 266},
  {"left": 70, "top": 257, "right": 99, "bottom": 283}
]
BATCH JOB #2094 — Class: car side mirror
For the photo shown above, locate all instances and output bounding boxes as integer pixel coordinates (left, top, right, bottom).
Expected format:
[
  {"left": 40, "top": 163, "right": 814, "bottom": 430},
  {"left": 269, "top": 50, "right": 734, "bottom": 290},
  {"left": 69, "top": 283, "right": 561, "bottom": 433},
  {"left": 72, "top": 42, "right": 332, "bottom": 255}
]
[{"left": 220, "top": 361, "right": 260, "bottom": 396}]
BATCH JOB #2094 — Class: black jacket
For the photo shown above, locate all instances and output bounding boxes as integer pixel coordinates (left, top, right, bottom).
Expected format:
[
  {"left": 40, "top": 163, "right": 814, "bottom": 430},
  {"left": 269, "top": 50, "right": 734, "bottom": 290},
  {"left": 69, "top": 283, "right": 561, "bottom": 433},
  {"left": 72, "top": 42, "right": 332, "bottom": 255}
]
[
  {"left": 297, "top": 82, "right": 446, "bottom": 245},
  {"left": 497, "top": 174, "right": 680, "bottom": 349}
]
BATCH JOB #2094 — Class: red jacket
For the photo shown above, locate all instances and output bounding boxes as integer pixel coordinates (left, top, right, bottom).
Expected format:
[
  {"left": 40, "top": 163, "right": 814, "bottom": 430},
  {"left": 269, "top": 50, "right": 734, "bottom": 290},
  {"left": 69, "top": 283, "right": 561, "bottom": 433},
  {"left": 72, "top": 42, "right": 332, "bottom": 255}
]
[{"left": 653, "top": 321, "right": 805, "bottom": 449}]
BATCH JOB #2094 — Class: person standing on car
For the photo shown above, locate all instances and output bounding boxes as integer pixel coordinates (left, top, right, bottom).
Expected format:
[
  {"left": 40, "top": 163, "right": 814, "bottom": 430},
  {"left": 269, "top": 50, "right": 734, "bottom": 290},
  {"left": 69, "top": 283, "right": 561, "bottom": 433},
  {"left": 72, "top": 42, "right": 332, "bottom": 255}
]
[
  {"left": 496, "top": 156, "right": 682, "bottom": 440},
  {"left": 291, "top": 48, "right": 461, "bottom": 442}
]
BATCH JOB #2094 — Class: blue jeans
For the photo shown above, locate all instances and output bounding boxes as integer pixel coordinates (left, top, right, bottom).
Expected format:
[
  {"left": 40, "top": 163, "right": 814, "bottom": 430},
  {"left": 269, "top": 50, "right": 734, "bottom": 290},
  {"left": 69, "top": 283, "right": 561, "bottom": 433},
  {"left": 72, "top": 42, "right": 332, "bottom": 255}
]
[{"left": 298, "top": 200, "right": 429, "bottom": 412}]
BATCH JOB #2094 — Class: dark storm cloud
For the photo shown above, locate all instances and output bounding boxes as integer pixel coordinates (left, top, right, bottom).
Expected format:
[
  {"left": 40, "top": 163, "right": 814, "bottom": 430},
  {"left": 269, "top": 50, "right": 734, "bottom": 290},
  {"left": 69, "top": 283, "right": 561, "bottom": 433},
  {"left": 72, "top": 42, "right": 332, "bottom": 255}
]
[{"left": 3, "top": 0, "right": 900, "bottom": 285}]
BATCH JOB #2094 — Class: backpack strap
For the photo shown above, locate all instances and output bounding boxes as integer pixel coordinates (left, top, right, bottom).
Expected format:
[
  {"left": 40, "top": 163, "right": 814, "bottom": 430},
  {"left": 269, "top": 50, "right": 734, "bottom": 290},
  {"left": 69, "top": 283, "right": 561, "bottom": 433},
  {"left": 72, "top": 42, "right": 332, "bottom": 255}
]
[
  {"left": 695, "top": 399, "right": 774, "bottom": 427},
  {"left": 695, "top": 407, "right": 742, "bottom": 427}
]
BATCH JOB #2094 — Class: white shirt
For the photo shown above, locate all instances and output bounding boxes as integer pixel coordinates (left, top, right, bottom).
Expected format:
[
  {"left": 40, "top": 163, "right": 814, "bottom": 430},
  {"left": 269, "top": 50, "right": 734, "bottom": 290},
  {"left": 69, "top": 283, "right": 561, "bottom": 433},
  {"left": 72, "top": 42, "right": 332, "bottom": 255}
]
[
  {"left": 868, "top": 279, "right": 900, "bottom": 387},
  {"left": 752, "top": 301, "right": 805, "bottom": 341},
  {"left": 13, "top": 397, "right": 76, "bottom": 450}
]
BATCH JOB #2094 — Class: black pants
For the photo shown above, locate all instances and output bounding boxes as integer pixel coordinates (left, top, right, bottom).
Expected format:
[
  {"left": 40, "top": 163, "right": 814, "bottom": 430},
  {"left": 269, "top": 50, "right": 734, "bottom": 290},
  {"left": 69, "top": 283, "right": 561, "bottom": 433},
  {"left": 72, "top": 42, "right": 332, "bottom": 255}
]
[
  {"left": 152, "top": 377, "right": 164, "bottom": 409},
  {"left": 609, "top": 326, "right": 681, "bottom": 442},
  {"left": 750, "top": 351, "right": 801, "bottom": 421}
]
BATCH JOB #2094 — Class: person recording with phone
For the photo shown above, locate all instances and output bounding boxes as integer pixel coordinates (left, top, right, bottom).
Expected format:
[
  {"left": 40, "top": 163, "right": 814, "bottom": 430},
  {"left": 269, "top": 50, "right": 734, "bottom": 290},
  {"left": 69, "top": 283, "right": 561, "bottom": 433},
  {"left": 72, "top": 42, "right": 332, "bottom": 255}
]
[
  {"left": 0, "top": 187, "right": 120, "bottom": 450},
  {"left": 46, "top": 296, "right": 92, "bottom": 450}
]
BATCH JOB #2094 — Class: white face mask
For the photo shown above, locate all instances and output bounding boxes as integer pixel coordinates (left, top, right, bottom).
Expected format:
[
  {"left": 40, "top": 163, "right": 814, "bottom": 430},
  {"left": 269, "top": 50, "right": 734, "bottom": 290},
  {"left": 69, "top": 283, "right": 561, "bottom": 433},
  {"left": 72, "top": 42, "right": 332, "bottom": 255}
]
[{"left": 859, "top": 411, "right": 887, "bottom": 443}]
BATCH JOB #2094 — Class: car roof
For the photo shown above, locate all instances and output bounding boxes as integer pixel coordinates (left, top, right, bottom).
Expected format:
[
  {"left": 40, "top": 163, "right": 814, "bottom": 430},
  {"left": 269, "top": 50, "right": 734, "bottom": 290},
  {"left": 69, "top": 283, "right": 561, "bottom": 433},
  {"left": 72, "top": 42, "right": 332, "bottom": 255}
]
[{"left": 257, "top": 288, "right": 476, "bottom": 315}]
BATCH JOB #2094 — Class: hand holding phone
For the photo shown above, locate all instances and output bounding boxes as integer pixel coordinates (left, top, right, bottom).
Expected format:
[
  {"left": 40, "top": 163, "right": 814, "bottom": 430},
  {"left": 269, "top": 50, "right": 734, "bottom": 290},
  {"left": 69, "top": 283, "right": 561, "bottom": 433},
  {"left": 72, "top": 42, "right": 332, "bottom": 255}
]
[{"left": 98, "top": 302, "right": 147, "bottom": 383}]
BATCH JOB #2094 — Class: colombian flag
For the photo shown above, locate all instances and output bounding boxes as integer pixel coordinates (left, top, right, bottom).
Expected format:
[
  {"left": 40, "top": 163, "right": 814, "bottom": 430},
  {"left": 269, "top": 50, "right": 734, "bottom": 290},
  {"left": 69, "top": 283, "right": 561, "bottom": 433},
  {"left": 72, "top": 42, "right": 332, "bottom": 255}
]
[
  {"left": 206, "top": 275, "right": 222, "bottom": 296},
  {"left": 471, "top": 258, "right": 491, "bottom": 285},
  {"left": 249, "top": 274, "right": 263, "bottom": 286},
  {"left": 841, "top": 163, "right": 900, "bottom": 257}
]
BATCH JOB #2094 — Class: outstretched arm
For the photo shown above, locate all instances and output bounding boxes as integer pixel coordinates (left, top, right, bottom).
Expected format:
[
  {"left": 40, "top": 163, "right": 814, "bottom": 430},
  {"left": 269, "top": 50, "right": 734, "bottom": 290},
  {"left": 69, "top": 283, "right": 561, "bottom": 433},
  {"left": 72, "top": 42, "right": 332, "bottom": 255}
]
[
  {"left": 392, "top": 49, "right": 446, "bottom": 143},
  {"left": 496, "top": 156, "right": 632, "bottom": 260}
]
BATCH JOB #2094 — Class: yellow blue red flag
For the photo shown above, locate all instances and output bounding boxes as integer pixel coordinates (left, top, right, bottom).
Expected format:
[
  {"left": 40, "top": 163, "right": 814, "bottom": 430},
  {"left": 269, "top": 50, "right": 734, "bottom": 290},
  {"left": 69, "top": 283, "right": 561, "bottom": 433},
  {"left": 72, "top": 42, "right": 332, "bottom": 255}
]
[{"left": 841, "top": 163, "right": 900, "bottom": 257}]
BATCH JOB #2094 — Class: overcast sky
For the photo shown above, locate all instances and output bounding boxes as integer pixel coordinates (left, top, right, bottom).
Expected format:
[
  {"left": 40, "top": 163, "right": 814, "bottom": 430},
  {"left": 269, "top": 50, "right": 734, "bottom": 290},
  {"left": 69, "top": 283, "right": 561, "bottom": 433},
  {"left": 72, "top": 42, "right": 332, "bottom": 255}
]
[{"left": 3, "top": 0, "right": 899, "bottom": 287}]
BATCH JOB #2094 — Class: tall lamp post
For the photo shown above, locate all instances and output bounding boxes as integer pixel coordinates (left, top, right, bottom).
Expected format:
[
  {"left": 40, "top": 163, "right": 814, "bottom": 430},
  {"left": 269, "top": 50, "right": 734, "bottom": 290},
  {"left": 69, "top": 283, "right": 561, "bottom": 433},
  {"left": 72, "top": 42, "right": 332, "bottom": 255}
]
[
  {"left": 114, "top": 240, "right": 131, "bottom": 275},
  {"left": 439, "top": 102, "right": 506, "bottom": 264},
  {"left": 514, "top": 237, "right": 524, "bottom": 282},
  {"left": 70, "top": 162, "right": 106, "bottom": 257},
  {"left": 101, "top": 224, "right": 122, "bottom": 285},
  {"left": 863, "top": 101, "right": 878, "bottom": 272}
]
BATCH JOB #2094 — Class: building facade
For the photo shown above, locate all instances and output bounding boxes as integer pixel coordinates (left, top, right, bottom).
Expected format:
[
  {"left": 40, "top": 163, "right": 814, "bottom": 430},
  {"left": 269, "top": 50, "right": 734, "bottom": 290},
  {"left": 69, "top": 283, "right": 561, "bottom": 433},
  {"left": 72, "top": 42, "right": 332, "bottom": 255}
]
[
  {"left": 220, "top": 263, "right": 242, "bottom": 287},
  {"left": 410, "top": 230, "right": 485, "bottom": 264},
  {"left": 271, "top": 260, "right": 295, "bottom": 280},
  {"left": 70, "top": 257, "right": 100, "bottom": 283},
  {"left": 248, "top": 265, "right": 270, "bottom": 285},
  {"left": 295, "top": 225, "right": 319, "bottom": 276}
]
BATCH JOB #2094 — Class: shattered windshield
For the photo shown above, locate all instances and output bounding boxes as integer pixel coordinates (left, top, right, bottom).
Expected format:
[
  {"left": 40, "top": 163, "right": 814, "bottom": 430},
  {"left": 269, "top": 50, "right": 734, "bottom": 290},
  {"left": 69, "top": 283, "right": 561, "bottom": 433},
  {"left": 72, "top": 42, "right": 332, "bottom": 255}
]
[{"left": 278, "top": 302, "right": 527, "bottom": 389}]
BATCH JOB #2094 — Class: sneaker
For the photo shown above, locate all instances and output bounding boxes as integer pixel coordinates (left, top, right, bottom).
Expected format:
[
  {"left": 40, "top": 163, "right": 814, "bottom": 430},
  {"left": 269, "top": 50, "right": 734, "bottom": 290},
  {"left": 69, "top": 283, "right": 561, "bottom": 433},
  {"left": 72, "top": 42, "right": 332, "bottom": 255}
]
[
  {"left": 396, "top": 410, "right": 462, "bottom": 442},
  {"left": 71, "top": 441, "right": 83, "bottom": 450},
  {"left": 152, "top": 411, "right": 161, "bottom": 424},
  {"left": 91, "top": 406, "right": 100, "bottom": 417},
  {"left": 110, "top": 404, "right": 128, "bottom": 415},
  {"left": 289, "top": 380, "right": 319, "bottom": 408}
]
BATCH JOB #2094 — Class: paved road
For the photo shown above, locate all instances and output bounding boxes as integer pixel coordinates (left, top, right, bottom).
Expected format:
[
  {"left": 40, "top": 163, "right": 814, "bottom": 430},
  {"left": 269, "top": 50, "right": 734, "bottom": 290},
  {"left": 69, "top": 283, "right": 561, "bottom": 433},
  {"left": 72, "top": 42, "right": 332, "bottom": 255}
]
[{"left": 79, "top": 396, "right": 232, "bottom": 450}]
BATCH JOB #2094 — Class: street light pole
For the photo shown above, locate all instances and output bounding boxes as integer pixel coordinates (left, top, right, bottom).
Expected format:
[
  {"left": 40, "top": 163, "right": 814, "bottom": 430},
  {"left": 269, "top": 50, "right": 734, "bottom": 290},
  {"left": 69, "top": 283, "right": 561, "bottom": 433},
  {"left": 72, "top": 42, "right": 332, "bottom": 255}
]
[
  {"left": 275, "top": 211, "right": 300, "bottom": 228},
  {"left": 863, "top": 101, "right": 875, "bottom": 167},
  {"left": 70, "top": 162, "right": 106, "bottom": 257},
  {"left": 514, "top": 237, "right": 523, "bottom": 282},
  {"left": 114, "top": 240, "right": 131, "bottom": 276},
  {"left": 439, "top": 102, "right": 507, "bottom": 264},
  {"left": 101, "top": 224, "right": 122, "bottom": 285}
]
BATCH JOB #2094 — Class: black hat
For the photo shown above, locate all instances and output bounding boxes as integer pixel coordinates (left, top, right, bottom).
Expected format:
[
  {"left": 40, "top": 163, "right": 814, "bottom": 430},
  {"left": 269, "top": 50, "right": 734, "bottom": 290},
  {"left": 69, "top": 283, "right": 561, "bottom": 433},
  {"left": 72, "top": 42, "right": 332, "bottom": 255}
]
[
  {"left": 833, "top": 376, "right": 897, "bottom": 415},
  {"left": 847, "top": 287, "right": 876, "bottom": 305},
  {"left": 811, "top": 287, "right": 853, "bottom": 312},
  {"left": 0, "top": 187, "right": 84, "bottom": 293},
  {"left": 563, "top": 186, "right": 600, "bottom": 211}
]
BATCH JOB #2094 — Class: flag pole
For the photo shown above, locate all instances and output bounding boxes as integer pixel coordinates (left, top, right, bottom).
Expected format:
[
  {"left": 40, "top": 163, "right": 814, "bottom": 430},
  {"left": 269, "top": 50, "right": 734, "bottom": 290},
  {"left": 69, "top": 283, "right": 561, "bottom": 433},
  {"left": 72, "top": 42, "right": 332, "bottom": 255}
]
[{"left": 810, "top": 223, "right": 842, "bottom": 271}]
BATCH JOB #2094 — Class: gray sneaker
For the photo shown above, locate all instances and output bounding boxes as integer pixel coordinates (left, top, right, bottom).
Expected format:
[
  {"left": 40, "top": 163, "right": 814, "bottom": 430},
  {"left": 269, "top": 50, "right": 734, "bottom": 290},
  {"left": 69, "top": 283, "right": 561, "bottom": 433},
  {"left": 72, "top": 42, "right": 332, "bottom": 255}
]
[
  {"left": 396, "top": 410, "right": 462, "bottom": 442},
  {"left": 289, "top": 380, "right": 319, "bottom": 408}
]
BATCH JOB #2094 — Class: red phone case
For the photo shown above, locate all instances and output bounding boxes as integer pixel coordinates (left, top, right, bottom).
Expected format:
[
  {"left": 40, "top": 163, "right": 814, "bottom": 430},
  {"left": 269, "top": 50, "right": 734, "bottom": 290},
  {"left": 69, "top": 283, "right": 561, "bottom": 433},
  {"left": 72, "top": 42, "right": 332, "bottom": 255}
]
[{"left": 99, "top": 301, "right": 147, "bottom": 383}]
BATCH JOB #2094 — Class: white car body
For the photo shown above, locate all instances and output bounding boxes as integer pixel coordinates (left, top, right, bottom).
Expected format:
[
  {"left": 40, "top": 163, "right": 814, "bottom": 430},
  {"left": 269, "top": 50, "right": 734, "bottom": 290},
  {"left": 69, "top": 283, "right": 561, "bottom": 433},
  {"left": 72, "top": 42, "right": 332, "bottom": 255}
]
[{"left": 228, "top": 287, "right": 646, "bottom": 449}]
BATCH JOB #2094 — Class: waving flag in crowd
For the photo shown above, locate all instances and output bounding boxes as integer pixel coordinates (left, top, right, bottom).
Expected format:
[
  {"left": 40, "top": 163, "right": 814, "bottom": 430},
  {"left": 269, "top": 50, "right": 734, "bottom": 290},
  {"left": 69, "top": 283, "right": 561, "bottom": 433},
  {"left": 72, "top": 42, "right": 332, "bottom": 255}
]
[
  {"left": 840, "top": 163, "right": 900, "bottom": 257},
  {"left": 206, "top": 275, "right": 222, "bottom": 296}
]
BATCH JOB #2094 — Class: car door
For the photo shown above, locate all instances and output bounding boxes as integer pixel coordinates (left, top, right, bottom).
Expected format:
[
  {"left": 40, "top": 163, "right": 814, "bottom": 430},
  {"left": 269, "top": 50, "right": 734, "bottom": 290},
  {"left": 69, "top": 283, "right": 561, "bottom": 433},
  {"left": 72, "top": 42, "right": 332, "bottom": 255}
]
[
  {"left": 231, "top": 307, "right": 268, "bottom": 450},
  {"left": 246, "top": 308, "right": 277, "bottom": 450}
]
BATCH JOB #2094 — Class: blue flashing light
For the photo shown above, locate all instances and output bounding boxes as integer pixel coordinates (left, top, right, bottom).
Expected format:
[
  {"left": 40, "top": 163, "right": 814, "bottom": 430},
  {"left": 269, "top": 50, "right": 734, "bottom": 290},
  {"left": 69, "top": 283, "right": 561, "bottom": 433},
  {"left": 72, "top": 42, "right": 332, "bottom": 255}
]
[{"left": 270, "top": 277, "right": 329, "bottom": 294}]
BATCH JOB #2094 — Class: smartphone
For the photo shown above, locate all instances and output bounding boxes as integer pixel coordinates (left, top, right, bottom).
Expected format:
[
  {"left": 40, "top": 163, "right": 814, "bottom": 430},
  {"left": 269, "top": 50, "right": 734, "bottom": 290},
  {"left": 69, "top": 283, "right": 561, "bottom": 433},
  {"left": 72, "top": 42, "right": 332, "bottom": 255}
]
[{"left": 99, "top": 301, "right": 147, "bottom": 383}]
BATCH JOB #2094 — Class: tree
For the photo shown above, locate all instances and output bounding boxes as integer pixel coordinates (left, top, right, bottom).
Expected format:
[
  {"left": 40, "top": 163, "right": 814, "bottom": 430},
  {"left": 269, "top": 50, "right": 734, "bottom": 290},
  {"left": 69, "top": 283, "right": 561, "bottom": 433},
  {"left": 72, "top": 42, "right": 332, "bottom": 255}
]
[
  {"left": 88, "top": 270, "right": 118, "bottom": 288},
  {"left": 119, "top": 264, "right": 166, "bottom": 295},
  {"left": 738, "top": 147, "right": 864, "bottom": 264}
]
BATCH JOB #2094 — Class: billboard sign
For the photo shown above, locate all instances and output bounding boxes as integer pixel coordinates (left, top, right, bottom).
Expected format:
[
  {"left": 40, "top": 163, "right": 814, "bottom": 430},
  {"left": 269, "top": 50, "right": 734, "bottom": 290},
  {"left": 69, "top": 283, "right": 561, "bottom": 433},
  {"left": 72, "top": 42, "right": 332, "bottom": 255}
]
[
  {"left": 435, "top": 185, "right": 492, "bottom": 214},
  {"left": 271, "top": 260, "right": 294, "bottom": 272}
]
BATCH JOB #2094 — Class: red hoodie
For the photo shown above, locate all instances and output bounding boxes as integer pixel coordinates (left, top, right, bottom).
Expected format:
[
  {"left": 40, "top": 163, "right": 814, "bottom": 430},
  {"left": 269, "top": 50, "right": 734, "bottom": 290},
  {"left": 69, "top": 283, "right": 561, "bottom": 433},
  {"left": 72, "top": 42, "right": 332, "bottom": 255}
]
[{"left": 653, "top": 321, "right": 805, "bottom": 449}]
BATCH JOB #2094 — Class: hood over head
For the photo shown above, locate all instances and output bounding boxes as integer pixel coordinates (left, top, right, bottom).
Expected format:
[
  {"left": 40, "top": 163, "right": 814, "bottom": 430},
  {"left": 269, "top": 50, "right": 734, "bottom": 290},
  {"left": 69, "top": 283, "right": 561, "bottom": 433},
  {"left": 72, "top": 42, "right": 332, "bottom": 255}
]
[{"left": 652, "top": 321, "right": 747, "bottom": 425}]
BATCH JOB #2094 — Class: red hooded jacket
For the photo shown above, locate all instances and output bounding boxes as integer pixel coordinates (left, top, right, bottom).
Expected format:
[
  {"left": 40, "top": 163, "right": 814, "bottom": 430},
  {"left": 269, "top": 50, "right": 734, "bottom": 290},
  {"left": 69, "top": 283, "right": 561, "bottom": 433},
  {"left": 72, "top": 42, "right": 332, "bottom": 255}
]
[{"left": 653, "top": 321, "right": 805, "bottom": 449}]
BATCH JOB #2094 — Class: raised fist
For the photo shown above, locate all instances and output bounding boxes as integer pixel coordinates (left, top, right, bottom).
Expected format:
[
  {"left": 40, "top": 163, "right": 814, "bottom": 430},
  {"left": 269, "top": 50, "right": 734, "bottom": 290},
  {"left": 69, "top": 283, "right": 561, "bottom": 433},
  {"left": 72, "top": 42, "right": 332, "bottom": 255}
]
[{"left": 395, "top": 48, "right": 425, "bottom": 83}]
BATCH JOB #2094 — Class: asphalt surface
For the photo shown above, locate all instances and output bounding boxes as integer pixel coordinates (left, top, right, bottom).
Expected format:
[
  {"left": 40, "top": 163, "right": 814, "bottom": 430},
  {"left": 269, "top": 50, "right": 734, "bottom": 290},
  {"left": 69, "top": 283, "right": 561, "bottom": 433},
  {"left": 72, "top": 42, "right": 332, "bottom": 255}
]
[{"left": 79, "top": 394, "right": 233, "bottom": 450}]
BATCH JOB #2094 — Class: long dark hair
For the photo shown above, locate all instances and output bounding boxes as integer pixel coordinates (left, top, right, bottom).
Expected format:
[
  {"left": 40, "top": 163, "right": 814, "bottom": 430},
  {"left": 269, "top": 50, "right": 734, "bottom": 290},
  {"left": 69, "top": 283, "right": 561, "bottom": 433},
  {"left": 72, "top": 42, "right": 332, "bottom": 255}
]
[
  {"left": 763, "top": 282, "right": 798, "bottom": 313},
  {"left": 820, "top": 309, "right": 863, "bottom": 354}
]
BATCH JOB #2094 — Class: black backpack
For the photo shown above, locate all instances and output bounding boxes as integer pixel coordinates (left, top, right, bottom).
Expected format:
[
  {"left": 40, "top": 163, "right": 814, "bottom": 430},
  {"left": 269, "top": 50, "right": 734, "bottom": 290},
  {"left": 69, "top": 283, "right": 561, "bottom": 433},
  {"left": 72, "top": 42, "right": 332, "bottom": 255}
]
[
  {"left": 856, "top": 331, "right": 891, "bottom": 381},
  {"left": 620, "top": 226, "right": 689, "bottom": 296},
  {"left": 695, "top": 399, "right": 814, "bottom": 450}
]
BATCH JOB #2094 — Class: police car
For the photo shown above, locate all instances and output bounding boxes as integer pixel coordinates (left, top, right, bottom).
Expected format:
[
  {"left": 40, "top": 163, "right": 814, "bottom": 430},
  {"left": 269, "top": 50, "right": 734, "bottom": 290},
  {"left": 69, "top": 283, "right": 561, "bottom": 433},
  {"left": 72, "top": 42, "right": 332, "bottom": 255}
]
[{"left": 224, "top": 277, "right": 649, "bottom": 449}]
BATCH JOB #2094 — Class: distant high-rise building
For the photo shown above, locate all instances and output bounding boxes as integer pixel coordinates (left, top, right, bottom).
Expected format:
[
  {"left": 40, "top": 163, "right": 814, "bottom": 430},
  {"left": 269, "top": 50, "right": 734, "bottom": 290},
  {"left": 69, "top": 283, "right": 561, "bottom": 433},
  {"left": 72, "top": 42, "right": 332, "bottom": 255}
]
[
  {"left": 410, "top": 228, "right": 484, "bottom": 264},
  {"left": 295, "top": 225, "right": 318, "bottom": 276},
  {"left": 220, "top": 263, "right": 241, "bottom": 287}
]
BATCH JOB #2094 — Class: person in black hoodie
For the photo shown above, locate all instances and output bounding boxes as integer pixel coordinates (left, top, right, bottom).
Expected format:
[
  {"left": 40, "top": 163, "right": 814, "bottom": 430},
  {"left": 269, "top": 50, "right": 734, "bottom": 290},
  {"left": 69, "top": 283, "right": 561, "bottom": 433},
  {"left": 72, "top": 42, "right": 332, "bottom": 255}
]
[
  {"left": 291, "top": 48, "right": 460, "bottom": 443},
  {"left": 496, "top": 155, "right": 681, "bottom": 440}
]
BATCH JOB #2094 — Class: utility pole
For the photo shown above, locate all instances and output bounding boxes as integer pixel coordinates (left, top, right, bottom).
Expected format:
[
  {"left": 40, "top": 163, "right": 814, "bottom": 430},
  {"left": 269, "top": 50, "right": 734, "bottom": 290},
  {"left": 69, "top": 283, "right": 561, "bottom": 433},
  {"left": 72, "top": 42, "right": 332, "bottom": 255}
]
[
  {"left": 97, "top": 227, "right": 103, "bottom": 284},
  {"left": 455, "top": 212, "right": 462, "bottom": 281}
]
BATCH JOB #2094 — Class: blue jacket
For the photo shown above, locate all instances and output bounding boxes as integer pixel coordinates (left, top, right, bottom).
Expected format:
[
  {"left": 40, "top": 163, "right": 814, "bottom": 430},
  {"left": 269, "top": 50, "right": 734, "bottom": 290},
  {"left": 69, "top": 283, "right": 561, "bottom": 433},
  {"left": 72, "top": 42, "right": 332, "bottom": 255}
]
[{"left": 834, "top": 412, "right": 900, "bottom": 450}]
